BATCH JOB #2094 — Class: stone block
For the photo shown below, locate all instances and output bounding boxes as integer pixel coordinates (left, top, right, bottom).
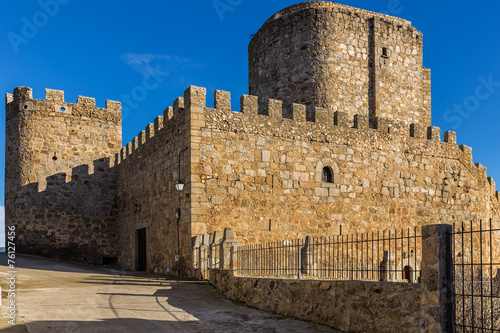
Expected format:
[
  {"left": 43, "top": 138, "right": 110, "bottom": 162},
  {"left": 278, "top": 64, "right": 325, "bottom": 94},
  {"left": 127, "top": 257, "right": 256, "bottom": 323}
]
[
  {"left": 314, "top": 107, "right": 330, "bottom": 124},
  {"left": 146, "top": 123, "right": 154, "bottom": 140},
  {"left": 354, "top": 115, "right": 369, "bottom": 130},
  {"left": 214, "top": 90, "right": 231, "bottom": 111},
  {"left": 475, "top": 163, "right": 487, "bottom": 179},
  {"left": 374, "top": 117, "right": 389, "bottom": 134},
  {"left": 240, "top": 95, "right": 258, "bottom": 114},
  {"left": 184, "top": 85, "right": 207, "bottom": 109},
  {"left": 13, "top": 86, "right": 33, "bottom": 101},
  {"left": 45, "top": 88, "right": 64, "bottom": 103},
  {"left": 334, "top": 111, "right": 349, "bottom": 128},
  {"left": 138, "top": 130, "right": 146, "bottom": 145},
  {"left": 173, "top": 97, "right": 185, "bottom": 114},
  {"left": 120, "top": 147, "right": 126, "bottom": 161},
  {"left": 266, "top": 99, "right": 282, "bottom": 119},
  {"left": 292, "top": 103, "right": 306, "bottom": 122},
  {"left": 459, "top": 145, "right": 472, "bottom": 161},
  {"left": 444, "top": 131, "right": 456, "bottom": 145},
  {"left": 163, "top": 106, "right": 174, "bottom": 120},
  {"left": 126, "top": 142, "right": 132, "bottom": 156},
  {"left": 132, "top": 137, "right": 139, "bottom": 151},
  {"left": 427, "top": 126, "right": 440, "bottom": 141},
  {"left": 106, "top": 100, "right": 121, "bottom": 112},
  {"left": 223, "top": 228, "right": 235, "bottom": 241},
  {"left": 410, "top": 123, "right": 423, "bottom": 138},
  {"left": 77, "top": 95, "right": 96, "bottom": 108},
  {"left": 488, "top": 177, "right": 495, "bottom": 191},
  {"left": 154, "top": 115, "right": 164, "bottom": 134},
  {"left": 5, "top": 93, "right": 13, "bottom": 104}
]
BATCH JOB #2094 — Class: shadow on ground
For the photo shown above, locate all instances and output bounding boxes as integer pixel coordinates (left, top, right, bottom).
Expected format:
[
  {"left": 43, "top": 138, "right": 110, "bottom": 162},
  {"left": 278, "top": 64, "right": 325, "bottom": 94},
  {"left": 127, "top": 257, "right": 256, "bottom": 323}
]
[{"left": 0, "top": 254, "right": 341, "bottom": 333}]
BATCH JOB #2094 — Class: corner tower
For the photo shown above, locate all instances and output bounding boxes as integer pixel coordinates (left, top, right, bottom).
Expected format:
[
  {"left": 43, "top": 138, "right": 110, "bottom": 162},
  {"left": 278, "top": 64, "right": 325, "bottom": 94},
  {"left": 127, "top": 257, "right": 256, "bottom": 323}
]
[
  {"left": 5, "top": 87, "right": 122, "bottom": 264},
  {"left": 249, "top": 1, "right": 431, "bottom": 126}
]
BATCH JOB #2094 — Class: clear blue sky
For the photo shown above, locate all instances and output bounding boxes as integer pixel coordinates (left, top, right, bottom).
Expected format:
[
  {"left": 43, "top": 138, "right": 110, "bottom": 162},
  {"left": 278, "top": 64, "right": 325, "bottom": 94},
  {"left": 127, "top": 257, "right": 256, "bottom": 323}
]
[{"left": 1, "top": 0, "right": 499, "bottom": 246}]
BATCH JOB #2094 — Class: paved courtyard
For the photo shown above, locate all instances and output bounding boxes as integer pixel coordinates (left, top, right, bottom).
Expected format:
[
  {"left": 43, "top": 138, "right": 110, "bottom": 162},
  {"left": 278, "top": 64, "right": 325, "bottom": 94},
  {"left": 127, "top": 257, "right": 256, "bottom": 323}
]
[{"left": 0, "top": 254, "right": 340, "bottom": 332}]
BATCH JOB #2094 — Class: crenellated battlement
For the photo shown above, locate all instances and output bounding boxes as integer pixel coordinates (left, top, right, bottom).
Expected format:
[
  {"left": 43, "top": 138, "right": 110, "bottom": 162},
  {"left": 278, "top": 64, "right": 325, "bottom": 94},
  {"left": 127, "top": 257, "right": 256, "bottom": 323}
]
[
  {"left": 5, "top": 87, "right": 121, "bottom": 125},
  {"left": 115, "top": 85, "right": 498, "bottom": 197},
  {"left": 117, "top": 89, "right": 198, "bottom": 165}
]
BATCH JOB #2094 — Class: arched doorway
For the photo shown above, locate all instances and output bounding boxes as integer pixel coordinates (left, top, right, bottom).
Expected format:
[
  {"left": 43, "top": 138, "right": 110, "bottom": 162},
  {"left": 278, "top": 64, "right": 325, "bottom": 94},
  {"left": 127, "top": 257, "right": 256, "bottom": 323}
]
[{"left": 403, "top": 265, "right": 412, "bottom": 282}]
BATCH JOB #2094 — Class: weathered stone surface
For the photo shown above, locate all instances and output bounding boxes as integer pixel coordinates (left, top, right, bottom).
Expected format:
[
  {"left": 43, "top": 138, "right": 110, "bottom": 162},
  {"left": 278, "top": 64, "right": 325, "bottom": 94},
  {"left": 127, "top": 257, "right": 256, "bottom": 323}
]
[
  {"left": 249, "top": 2, "right": 431, "bottom": 126},
  {"left": 212, "top": 269, "right": 433, "bottom": 333},
  {"left": 5, "top": 87, "right": 121, "bottom": 264}
]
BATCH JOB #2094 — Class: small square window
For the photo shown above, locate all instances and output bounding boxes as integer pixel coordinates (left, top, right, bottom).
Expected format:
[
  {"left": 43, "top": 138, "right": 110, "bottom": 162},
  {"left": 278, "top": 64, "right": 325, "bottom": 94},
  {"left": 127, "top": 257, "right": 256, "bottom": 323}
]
[{"left": 382, "top": 47, "right": 389, "bottom": 58}]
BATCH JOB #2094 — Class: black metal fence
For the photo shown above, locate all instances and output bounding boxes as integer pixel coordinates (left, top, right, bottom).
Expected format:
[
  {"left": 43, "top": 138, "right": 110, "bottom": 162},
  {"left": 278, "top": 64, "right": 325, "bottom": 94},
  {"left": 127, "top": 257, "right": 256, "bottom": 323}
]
[
  {"left": 452, "top": 219, "right": 500, "bottom": 332},
  {"left": 235, "top": 228, "right": 421, "bottom": 283},
  {"left": 237, "top": 239, "right": 302, "bottom": 278}
]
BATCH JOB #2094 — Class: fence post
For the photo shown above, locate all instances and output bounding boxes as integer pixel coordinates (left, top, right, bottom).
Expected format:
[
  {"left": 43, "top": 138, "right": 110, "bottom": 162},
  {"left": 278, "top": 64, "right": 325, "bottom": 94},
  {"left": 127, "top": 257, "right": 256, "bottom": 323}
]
[
  {"left": 297, "top": 239, "right": 302, "bottom": 279},
  {"left": 379, "top": 250, "right": 394, "bottom": 282},
  {"left": 230, "top": 244, "right": 240, "bottom": 276},
  {"left": 421, "top": 224, "right": 454, "bottom": 333},
  {"left": 199, "top": 234, "right": 210, "bottom": 279},
  {"left": 302, "top": 236, "right": 317, "bottom": 277},
  {"left": 191, "top": 236, "right": 202, "bottom": 278},
  {"left": 209, "top": 231, "right": 223, "bottom": 281},
  {"left": 221, "top": 228, "right": 239, "bottom": 270},
  {"left": 210, "top": 231, "right": 223, "bottom": 269}
]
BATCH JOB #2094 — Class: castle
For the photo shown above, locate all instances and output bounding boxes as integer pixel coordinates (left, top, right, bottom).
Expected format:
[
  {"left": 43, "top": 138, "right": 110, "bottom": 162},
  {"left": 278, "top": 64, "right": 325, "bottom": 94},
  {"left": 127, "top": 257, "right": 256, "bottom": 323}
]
[{"left": 5, "top": 1, "right": 498, "bottom": 275}]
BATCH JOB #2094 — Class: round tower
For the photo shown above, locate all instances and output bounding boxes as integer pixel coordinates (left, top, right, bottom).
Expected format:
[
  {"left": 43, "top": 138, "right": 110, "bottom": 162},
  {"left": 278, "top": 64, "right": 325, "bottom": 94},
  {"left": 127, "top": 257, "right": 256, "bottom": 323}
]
[
  {"left": 4, "top": 86, "right": 122, "bottom": 264},
  {"left": 249, "top": 1, "right": 431, "bottom": 125}
]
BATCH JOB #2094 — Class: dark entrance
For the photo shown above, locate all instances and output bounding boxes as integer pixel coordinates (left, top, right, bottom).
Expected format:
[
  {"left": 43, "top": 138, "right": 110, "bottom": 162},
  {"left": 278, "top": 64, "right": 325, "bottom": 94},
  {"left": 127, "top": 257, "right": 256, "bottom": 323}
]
[
  {"left": 403, "top": 266, "right": 411, "bottom": 282},
  {"left": 137, "top": 228, "right": 147, "bottom": 271}
]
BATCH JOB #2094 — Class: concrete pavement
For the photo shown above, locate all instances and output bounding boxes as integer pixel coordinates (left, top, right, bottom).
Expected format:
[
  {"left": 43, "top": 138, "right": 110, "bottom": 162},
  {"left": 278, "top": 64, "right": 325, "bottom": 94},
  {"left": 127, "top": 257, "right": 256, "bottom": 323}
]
[{"left": 0, "top": 254, "right": 341, "bottom": 332}]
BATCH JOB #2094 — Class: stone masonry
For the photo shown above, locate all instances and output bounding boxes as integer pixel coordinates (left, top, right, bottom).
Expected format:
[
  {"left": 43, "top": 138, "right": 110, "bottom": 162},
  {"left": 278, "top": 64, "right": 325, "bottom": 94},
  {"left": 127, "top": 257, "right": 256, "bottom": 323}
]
[
  {"left": 5, "top": 87, "right": 121, "bottom": 264},
  {"left": 4, "top": 2, "right": 499, "bottom": 274},
  {"left": 249, "top": 2, "right": 431, "bottom": 126}
]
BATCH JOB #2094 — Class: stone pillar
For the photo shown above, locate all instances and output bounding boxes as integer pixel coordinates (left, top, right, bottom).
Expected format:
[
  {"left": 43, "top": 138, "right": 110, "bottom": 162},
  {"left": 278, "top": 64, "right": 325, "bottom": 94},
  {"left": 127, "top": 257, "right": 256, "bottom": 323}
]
[
  {"left": 421, "top": 224, "right": 453, "bottom": 333},
  {"left": 230, "top": 244, "right": 241, "bottom": 275},
  {"left": 199, "top": 234, "right": 210, "bottom": 280},
  {"left": 208, "top": 231, "right": 222, "bottom": 282},
  {"left": 210, "top": 231, "right": 223, "bottom": 270},
  {"left": 191, "top": 236, "right": 202, "bottom": 278},
  {"left": 301, "top": 236, "right": 318, "bottom": 277},
  {"left": 220, "top": 228, "right": 239, "bottom": 270},
  {"left": 379, "top": 250, "right": 394, "bottom": 282}
]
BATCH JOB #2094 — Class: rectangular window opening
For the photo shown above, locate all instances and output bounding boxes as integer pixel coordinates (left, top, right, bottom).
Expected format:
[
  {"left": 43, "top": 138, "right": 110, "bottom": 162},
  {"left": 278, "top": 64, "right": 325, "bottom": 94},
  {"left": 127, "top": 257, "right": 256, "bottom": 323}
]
[{"left": 382, "top": 47, "right": 389, "bottom": 58}]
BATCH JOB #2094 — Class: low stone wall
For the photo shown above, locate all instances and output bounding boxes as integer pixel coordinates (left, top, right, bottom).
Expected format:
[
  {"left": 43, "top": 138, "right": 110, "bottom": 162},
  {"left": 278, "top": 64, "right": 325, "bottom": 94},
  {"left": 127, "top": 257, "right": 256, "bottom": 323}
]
[
  {"left": 211, "top": 270, "right": 438, "bottom": 333},
  {"left": 206, "top": 225, "right": 455, "bottom": 332}
]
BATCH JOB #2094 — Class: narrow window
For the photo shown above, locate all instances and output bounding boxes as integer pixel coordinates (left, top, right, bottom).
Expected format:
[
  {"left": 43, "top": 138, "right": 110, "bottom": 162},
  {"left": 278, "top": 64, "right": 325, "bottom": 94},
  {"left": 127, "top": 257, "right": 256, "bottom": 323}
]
[
  {"left": 382, "top": 47, "right": 389, "bottom": 58},
  {"left": 321, "top": 167, "right": 333, "bottom": 183}
]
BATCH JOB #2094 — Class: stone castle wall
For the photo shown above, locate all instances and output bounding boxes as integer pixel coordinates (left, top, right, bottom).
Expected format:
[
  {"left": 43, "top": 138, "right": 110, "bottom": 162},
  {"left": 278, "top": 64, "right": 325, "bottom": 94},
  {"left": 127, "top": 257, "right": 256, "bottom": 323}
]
[
  {"left": 190, "top": 88, "right": 498, "bottom": 246},
  {"left": 114, "top": 86, "right": 498, "bottom": 273},
  {"left": 115, "top": 98, "right": 193, "bottom": 273},
  {"left": 4, "top": 87, "right": 121, "bottom": 264},
  {"left": 249, "top": 2, "right": 431, "bottom": 126}
]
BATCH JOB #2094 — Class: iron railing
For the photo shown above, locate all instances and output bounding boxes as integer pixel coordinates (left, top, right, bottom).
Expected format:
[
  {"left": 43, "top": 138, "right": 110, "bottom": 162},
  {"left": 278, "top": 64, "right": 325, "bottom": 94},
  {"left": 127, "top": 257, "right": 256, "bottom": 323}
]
[
  {"left": 235, "top": 228, "right": 421, "bottom": 283},
  {"left": 452, "top": 219, "right": 500, "bottom": 332}
]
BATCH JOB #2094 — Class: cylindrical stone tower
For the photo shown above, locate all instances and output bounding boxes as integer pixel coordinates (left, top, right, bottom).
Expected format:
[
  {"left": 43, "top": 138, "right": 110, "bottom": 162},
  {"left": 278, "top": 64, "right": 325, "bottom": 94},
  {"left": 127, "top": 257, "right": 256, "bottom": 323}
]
[
  {"left": 5, "top": 87, "right": 122, "bottom": 264},
  {"left": 249, "top": 1, "right": 431, "bottom": 125}
]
